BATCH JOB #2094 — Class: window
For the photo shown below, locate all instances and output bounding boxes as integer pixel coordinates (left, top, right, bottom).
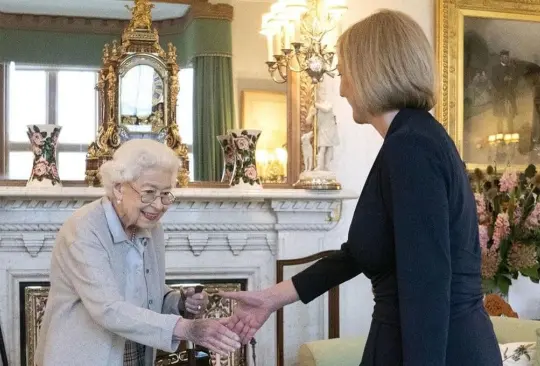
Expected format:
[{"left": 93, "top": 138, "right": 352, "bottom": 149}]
[
  {"left": 4, "top": 63, "right": 194, "bottom": 182},
  {"left": 177, "top": 68, "right": 194, "bottom": 181},
  {"left": 6, "top": 63, "right": 98, "bottom": 180}
]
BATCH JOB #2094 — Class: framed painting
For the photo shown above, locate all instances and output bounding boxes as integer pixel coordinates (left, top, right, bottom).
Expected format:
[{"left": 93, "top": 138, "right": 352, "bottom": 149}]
[{"left": 436, "top": 0, "right": 540, "bottom": 170}]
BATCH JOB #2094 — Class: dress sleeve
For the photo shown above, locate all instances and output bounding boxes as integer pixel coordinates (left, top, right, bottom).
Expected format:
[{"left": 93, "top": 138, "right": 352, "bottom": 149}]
[
  {"left": 381, "top": 132, "right": 451, "bottom": 365},
  {"left": 291, "top": 242, "right": 362, "bottom": 304},
  {"left": 59, "top": 235, "right": 181, "bottom": 352}
]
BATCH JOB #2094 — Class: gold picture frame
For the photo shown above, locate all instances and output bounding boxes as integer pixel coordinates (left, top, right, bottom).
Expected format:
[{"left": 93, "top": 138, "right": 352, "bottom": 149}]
[
  {"left": 436, "top": 0, "right": 540, "bottom": 171},
  {"left": 23, "top": 285, "right": 49, "bottom": 366}
]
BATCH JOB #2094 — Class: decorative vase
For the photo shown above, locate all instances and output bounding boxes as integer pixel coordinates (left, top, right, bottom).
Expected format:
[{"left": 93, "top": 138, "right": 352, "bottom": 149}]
[
  {"left": 229, "top": 129, "right": 262, "bottom": 189},
  {"left": 26, "top": 124, "right": 62, "bottom": 187},
  {"left": 217, "top": 134, "right": 236, "bottom": 185}
]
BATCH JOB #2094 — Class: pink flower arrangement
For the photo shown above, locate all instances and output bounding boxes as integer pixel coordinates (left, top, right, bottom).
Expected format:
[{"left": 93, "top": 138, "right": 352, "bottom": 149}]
[
  {"left": 492, "top": 213, "right": 510, "bottom": 250},
  {"left": 470, "top": 164, "right": 540, "bottom": 295},
  {"left": 499, "top": 169, "right": 518, "bottom": 192}
]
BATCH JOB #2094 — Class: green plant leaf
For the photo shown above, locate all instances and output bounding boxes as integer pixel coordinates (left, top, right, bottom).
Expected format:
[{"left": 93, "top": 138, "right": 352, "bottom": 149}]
[
  {"left": 482, "top": 278, "right": 497, "bottom": 293},
  {"left": 520, "top": 264, "right": 540, "bottom": 280},
  {"left": 496, "top": 275, "right": 512, "bottom": 296}
]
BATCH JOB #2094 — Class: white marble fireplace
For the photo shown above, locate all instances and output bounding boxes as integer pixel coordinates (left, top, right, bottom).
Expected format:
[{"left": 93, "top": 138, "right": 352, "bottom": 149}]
[{"left": 0, "top": 186, "right": 357, "bottom": 366}]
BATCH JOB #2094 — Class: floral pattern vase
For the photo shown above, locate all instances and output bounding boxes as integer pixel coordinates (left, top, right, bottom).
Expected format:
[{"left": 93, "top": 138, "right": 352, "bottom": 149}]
[
  {"left": 217, "top": 134, "right": 236, "bottom": 185},
  {"left": 26, "top": 124, "right": 62, "bottom": 187},
  {"left": 230, "top": 129, "right": 262, "bottom": 189}
]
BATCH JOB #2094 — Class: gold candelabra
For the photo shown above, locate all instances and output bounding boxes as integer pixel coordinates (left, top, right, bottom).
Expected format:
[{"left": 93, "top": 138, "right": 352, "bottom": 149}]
[{"left": 261, "top": 0, "right": 347, "bottom": 84}]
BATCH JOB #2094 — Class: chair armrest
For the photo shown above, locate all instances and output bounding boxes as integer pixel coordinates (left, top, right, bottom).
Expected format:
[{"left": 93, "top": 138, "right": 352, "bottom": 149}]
[{"left": 298, "top": 336, "right": 366, "bottom": 366}]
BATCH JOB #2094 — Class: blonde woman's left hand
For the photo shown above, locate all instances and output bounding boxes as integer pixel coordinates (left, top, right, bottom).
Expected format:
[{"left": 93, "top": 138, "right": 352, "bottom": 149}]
[{"left": 181, "top": 287, "right": 209, "bottom": 315}]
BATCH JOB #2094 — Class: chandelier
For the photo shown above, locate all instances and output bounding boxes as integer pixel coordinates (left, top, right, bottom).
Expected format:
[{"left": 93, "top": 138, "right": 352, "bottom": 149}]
[{"left": 260, "top": 0, "right": 347, "bottom": 84}]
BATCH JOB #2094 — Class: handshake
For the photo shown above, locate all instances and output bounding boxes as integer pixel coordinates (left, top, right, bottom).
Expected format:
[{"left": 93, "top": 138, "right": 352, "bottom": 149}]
[{"left": 173, "top": 287, "right": 276, "bottom": 356}]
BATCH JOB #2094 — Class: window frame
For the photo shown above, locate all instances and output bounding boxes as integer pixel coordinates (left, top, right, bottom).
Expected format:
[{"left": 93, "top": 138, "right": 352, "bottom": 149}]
[
  {"left": 0, "top": 64, "right": 6, "bottom": 176},
  {"left": 3, "top": 63, "right": 100, "bottom": 179}
]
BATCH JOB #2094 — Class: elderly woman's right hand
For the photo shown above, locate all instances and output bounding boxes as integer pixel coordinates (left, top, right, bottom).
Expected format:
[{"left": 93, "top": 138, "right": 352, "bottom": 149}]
[{"left": 174, "top": 317, "right": 241, "bottom": 356}]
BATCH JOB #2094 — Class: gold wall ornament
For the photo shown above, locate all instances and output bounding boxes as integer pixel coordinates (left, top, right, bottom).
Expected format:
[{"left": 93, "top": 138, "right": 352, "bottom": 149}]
[
  {"left": 436, "top": 0, "right": 540, "bottom": 171},
  {"left": 85, "top": 0, "right": 189, "bottom": 187}
]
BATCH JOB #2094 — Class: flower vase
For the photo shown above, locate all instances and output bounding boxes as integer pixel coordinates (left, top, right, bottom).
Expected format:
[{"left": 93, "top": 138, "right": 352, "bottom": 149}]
[
  {"left": 230, "top": 129, "right": 262, "bottom": 189},
  {"left": 26, "top": 124, "right": 62, "bottom": 187},
  {"left": 217, "top": 134, "right": 236, "bottom": 185}
]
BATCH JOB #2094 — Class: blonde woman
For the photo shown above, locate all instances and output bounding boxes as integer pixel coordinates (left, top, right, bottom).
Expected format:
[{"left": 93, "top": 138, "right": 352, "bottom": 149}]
[
  {"left": 35, "top": 139, "right": 240, "bottom": 366},
  {"left": 221, "top": 10, "right": 502, "bottom": 366}
]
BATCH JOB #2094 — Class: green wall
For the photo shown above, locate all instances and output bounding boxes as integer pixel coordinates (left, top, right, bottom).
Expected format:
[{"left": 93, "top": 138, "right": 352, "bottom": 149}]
[{"left": 0, "top": 18, "right": 232, "bottom": 68}]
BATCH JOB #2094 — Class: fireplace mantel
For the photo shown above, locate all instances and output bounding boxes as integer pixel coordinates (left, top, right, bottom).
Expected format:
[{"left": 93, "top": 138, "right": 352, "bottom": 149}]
[
  {"left": 0, "top": 186, "right": 358, "bottom": 366},
  {"left": 0, "top": 187, "right": 356, "bottom": 256}
]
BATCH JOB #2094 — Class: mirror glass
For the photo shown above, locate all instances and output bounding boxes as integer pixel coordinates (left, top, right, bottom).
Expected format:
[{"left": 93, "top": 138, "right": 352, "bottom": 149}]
[{"left": 120, "top": 65, "right": 165, "bottom": 134}]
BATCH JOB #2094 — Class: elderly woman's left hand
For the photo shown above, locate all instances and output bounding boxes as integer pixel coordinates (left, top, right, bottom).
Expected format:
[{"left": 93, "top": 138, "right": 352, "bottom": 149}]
[{"left": 181, "top": 288, "right": 209, "bottom": 315}]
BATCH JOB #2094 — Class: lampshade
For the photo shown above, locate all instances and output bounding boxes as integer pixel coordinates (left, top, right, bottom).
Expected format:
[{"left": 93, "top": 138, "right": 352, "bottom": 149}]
[
  {"left": 279, "top": 0, "right": 308, "bottom": 19},
  {"left": 325, "top": 0, "right": 347, "bottom": 17}
]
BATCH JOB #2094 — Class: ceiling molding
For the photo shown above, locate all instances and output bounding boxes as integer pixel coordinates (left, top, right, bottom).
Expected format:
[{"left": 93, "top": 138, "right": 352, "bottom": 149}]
[
  {"left": 152, "top": 3, "right": 233, "bottom": 35},
  {"left": 0, "top": 12, "right": 129, "bottom": 35},
  {"left": 0, "top": 2, "right": 233, "bottom": 36},
  {"left": 189, "top": 3, "right": 233, "bottom": 21}
]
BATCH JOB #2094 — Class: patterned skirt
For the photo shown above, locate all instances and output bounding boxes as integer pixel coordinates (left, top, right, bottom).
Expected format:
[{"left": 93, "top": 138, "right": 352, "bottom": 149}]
[{"left": 123, "top": 340, "right": 146, "bottom": 366}]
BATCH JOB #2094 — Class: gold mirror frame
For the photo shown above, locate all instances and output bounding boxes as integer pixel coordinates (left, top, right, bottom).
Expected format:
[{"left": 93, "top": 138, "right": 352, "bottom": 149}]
[
  {"left": 436, "top": 0, "right": 540, "bottom": 171},
  {"left": 85, "top": 0, "right": 189, "bottom": 187}
]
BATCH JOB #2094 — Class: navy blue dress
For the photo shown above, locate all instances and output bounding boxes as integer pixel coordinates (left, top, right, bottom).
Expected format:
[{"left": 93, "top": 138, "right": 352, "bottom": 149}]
[{"left": 292, "top": 108, "right": 502, "bottom": 365}]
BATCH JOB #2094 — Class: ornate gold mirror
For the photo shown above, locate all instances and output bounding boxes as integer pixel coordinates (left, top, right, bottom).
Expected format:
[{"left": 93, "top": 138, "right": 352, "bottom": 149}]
[{"left": 85, "top": 0, "right": 188, "bottom": 187}]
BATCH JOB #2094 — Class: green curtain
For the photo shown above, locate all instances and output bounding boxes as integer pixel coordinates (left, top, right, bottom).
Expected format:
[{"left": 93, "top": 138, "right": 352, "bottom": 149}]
[{"left": 193, "top": 55, "right": 235, "bottom": 181}]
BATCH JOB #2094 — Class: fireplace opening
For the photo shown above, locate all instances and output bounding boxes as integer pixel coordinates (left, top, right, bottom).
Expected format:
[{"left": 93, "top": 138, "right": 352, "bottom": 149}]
[{"left": 20, "top": 279, "right": 248, "bottom": 366}]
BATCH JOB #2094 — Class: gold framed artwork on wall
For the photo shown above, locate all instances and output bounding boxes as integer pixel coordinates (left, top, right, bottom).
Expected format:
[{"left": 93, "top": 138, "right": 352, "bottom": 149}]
[{"left": 436, "top": 0, "right": 540, "bottom": 170}]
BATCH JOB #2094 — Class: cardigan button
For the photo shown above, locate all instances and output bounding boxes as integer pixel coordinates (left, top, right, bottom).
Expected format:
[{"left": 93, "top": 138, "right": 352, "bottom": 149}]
[{"left": 149, "top": 300, "right": 153, "bottom": 305}]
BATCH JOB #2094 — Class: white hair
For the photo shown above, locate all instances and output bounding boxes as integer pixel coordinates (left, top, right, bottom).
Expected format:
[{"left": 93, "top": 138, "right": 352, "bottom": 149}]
[{"left": 99, "top": 139, "right": 180, "bottom": 197}]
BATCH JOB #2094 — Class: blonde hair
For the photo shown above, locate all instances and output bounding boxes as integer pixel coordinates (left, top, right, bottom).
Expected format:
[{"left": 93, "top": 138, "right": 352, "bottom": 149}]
[
  {"left": 99, "top": 139, "right": 179, "bottom": 197},
  {"left": 337, "top": 9, "right": 435, "bottom": 115}
]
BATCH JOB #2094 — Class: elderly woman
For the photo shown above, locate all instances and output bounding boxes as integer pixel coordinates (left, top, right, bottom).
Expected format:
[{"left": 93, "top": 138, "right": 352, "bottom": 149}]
[
  {"left": 35, "top": 139, "right": 240, "bottom": 366},
  {"left": 222, "top": 10, "right": 502, "bottom": 366}
]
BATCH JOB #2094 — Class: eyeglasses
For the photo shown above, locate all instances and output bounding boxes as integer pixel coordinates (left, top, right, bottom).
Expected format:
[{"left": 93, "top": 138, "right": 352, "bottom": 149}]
[{"left": 129, "top": 184, "right": 176, "bottom": 205}]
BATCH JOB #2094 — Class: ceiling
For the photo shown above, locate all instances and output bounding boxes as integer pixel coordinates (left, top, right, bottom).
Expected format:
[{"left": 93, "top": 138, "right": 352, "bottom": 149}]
[{"left": 0, "top": 0, "right": 190, "bottom": 20}]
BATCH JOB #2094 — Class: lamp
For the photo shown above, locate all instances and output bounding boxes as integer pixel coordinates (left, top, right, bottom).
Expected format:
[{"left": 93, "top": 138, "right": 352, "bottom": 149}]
[
  {"left": 256, "top": 147, "right": 288, "bottom": 183},
  {"left": 261, "top": 0, "right": 347, "bottom": 84}
]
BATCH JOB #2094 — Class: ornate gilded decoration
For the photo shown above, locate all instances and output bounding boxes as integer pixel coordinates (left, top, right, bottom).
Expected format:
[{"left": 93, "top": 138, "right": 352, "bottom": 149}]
[
  {"left": 157, "top": 282, "right": 247, "bottom": 366},
  {"left": 300, "top": 71, "right": 316, "bottom": 172},
  {"left": 85, "top": 0, "right": 189, "bottom": 187},
  {"left": 126, "top": 0, "right": 155, "bottom": 30},
  {"left": 23, "top": 286, "right": 48, "bottom": 366}
]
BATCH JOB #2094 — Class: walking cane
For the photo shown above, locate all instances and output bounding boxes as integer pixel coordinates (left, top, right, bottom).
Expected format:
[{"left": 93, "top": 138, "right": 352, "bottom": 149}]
[{"left": 184, "top": 285, "right": 204, "bottom": 366}]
